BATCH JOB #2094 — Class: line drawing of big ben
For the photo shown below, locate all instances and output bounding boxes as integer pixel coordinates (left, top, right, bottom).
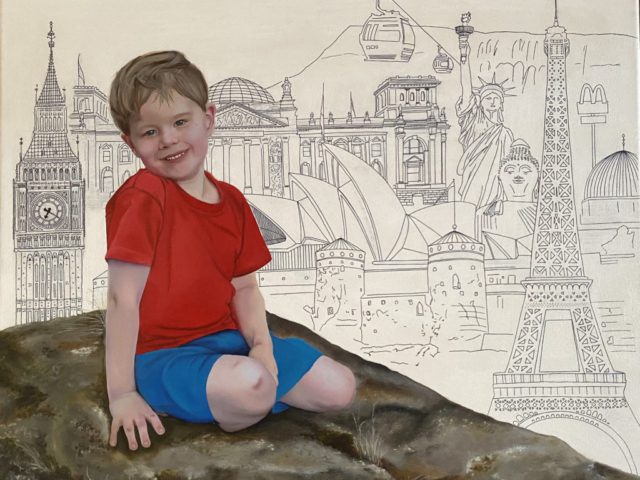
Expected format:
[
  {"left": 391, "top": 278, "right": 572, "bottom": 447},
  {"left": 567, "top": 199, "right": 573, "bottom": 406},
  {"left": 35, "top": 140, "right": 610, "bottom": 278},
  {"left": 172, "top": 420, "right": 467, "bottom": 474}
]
[{"left": 13, "top": 21, "right": 85, "bottom": 324}]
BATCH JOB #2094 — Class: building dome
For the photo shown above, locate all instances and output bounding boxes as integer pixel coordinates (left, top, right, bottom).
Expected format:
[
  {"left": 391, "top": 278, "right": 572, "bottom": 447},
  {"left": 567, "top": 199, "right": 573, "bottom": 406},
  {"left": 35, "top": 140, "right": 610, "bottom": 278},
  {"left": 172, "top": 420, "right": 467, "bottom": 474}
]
[
  {"left": 208, "top": 77, "right": 275, "bottom": 105},
  {"left": 318, "top": 238, "right": 362, "bottom": 252},
  {"left": 585, "top": 149, "right": 638, "bottom": 199},
  {"left": 432, "top": 229, "right": 479, "bottom": 245}
]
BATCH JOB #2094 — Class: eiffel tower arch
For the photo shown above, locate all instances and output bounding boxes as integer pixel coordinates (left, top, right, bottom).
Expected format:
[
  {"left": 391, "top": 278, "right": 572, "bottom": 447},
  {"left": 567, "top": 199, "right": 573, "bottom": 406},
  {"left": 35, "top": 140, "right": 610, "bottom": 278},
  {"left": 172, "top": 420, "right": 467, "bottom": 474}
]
[{"left": 488, "top": 7, "right": 640, "bottom": 475}]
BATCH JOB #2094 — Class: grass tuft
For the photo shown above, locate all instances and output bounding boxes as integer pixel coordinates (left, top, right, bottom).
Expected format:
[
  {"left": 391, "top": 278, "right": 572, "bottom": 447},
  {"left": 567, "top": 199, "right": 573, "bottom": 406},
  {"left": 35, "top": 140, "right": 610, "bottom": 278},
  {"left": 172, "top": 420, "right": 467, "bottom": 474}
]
[{"left": 352, "top": 403, "right": 387, "bottom": 467}]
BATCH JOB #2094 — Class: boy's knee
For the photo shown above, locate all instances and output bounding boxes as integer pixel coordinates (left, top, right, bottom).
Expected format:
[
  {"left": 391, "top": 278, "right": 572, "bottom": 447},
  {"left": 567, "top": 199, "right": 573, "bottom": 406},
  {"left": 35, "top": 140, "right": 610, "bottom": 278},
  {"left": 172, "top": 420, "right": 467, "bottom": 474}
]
[
  {"left": 217, "top": 357, "right": 276, "bottom": 411},
  {"left": 235, "top": 358, "right": 277, "bottom": 395},
  {"left": 311, "top": 360, "right": 356, "bottom": 411},
  {"left": 329, "top": 366, "right": 356, "bottom": 411}
]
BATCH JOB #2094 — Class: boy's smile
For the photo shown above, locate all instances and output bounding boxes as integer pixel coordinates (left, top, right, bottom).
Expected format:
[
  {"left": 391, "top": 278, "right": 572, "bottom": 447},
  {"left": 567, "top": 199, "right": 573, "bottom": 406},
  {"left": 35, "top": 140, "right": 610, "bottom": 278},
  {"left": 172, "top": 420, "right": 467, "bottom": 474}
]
[{"left": 121, "top": 91, "right": 216, "bottom": 190}]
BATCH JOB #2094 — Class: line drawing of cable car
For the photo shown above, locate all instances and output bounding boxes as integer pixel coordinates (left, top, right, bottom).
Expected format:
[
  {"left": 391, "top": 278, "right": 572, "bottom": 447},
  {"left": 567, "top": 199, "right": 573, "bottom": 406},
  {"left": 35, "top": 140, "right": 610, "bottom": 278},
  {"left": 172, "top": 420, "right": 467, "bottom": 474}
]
[
  {"left": 359, "top": 0, "right": 415, "bottom": 62},
  {"left": 432, "top": 46, "right": 454, "bottom": 74}
]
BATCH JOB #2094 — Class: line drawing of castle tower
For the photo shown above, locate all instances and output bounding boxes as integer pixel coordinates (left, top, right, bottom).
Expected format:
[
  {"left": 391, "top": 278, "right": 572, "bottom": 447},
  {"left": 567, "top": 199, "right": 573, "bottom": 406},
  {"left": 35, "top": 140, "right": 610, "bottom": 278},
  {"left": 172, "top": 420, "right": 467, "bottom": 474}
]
[
  {"left": 311, "top": 238, "right": 365, "bottom": 332},
  {"left": 488, "top": 4, "right": 640, "bottom": 474},
  {"left": 13, "top": 22, "right": 85, "bottom": 324}
]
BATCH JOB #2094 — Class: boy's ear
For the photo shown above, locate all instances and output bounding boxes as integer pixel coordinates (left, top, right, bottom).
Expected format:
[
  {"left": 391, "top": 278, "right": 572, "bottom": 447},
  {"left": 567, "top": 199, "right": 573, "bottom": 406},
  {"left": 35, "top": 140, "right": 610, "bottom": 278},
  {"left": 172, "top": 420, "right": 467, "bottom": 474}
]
[
  {"left": 205, "top": 103, "right": 216, "bottom": 134},
  {"left": 121, "top": 133, "right": 138, "bottom": 157}
]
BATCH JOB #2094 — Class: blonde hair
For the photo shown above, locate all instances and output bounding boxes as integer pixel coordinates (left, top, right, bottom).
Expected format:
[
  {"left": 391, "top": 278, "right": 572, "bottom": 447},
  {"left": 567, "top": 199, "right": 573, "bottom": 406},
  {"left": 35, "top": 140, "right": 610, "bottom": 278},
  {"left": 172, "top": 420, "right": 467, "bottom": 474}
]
[{"left": 109, "top": 50, "right": 208, "bottom": 135}]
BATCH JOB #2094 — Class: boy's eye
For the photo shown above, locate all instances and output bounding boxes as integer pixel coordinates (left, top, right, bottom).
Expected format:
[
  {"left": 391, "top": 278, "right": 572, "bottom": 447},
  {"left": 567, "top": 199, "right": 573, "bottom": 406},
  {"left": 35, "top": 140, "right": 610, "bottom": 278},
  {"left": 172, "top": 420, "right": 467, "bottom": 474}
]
[
  {"left": 144, "top": 130, "right": 156, "bottom": 136},
  {"left": 176, "top": 119, "right": 186, "bottom": 126}
]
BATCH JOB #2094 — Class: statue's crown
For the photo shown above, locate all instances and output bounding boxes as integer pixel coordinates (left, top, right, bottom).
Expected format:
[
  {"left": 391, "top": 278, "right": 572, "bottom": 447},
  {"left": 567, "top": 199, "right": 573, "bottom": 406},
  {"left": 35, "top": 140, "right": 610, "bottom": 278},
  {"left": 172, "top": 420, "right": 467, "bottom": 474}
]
[{"left": 474, "top": 73, "right": 516, "bottom": 99}]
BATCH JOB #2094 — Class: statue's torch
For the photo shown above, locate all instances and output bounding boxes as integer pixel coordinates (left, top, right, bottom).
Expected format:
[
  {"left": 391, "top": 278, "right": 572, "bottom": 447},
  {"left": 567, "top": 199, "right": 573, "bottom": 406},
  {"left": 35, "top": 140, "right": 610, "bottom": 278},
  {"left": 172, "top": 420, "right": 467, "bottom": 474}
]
[{"left": 455, "top": 12, "right": 474, "bottom": 65}]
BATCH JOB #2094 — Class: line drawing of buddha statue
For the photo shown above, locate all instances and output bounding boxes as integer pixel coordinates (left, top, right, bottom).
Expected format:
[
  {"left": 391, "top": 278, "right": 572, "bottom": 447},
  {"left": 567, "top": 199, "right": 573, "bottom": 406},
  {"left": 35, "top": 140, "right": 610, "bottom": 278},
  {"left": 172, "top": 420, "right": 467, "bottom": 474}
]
[{"left": 475, "top": 139, "right": 539, "bottom": 251}]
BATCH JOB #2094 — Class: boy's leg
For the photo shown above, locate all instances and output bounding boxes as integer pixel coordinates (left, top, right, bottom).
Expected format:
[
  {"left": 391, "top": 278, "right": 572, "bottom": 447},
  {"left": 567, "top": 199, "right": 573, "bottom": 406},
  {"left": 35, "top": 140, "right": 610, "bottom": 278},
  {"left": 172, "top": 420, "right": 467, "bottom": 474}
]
[
  {"left": 279, "top": 356, "right": 356, "bottom": 412},
  {"left": 205, "top": 354, "right": 277, "bottom": 432}
]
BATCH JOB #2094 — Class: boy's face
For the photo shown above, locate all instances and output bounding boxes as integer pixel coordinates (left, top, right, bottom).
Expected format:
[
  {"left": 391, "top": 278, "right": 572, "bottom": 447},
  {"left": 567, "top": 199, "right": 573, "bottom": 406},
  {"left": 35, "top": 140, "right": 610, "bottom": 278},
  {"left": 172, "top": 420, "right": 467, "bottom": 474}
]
[{"left": 121, "top": 91, "right": 215, "bottom": 183}]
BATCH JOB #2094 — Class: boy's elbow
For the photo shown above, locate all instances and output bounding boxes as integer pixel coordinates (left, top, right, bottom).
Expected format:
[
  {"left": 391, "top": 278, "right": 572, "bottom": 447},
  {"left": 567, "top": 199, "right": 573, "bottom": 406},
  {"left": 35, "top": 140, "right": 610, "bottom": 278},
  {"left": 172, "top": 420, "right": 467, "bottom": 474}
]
[{"left": 106, "top": 288, "right": 141, "bottom": 314}]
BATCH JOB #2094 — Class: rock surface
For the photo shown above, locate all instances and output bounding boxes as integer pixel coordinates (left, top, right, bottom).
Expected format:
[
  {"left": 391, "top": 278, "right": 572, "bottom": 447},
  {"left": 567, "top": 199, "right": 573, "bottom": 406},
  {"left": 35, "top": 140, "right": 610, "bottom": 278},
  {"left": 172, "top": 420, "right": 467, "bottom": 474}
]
[{"left": 0, "top": 311, "right": 637, "bottom": 480}]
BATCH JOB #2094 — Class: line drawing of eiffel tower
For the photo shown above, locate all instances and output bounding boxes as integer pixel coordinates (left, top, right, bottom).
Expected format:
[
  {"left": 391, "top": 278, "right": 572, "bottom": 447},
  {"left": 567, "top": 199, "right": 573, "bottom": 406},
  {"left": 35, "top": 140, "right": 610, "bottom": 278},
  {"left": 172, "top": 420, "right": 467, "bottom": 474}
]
[{"left": 488, "top": 2, "right": 640, "bottom": 475}]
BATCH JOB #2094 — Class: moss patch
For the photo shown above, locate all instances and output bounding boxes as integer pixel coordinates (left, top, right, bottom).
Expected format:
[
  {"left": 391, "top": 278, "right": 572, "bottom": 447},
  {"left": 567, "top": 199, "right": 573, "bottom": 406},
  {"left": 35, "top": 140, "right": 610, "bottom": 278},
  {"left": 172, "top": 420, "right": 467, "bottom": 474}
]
[
  {"left": 10, "top": 384, "right": 48, "bottom": 421},
  {"left": 0, "top": 436, "right": 81, "bottom": 480},
  {"left": 315, "top": 429, "right": 358, "bottom": 457}
]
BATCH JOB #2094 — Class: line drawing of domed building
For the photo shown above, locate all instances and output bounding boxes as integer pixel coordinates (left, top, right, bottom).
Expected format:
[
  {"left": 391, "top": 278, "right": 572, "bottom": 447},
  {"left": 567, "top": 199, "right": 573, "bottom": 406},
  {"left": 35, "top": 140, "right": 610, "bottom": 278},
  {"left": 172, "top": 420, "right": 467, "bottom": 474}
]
[{"left": 580, "top": 139, "right": 639, "bottom": 258}]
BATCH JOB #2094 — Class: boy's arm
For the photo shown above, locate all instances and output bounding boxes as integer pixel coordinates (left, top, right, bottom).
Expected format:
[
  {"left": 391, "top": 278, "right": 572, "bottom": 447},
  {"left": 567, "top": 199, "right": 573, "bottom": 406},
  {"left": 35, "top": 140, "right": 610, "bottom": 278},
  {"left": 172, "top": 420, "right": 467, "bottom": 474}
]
[
  {"left": 230, "top": 273, "right": 278, "bottom": 384},
  {"left": 105, "top": 258, "right": 164, "bottom": 449}
]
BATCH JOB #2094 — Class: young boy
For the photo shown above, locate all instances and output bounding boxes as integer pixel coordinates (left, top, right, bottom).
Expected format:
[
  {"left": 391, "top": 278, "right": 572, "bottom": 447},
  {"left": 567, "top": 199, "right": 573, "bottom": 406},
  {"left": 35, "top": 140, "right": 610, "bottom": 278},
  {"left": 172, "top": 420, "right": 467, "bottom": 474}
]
[{"left": 105, "top": 51, "right": 356, "bottom": 451}]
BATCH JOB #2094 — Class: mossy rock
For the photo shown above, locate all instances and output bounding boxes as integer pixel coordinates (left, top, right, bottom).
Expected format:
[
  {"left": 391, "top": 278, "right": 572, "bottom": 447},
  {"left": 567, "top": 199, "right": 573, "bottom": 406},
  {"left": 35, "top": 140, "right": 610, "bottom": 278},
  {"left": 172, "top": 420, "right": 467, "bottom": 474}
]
[{"left": 0, "top": 311, "right": 635, "bottom": 480}]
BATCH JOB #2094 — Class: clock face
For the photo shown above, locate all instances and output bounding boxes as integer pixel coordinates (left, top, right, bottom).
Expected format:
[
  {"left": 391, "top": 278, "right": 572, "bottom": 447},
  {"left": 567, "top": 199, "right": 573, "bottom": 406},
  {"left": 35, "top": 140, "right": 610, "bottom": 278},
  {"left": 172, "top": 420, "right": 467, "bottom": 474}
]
[{"left": 31, "top": 194, "right": 67, "bottom": 230}]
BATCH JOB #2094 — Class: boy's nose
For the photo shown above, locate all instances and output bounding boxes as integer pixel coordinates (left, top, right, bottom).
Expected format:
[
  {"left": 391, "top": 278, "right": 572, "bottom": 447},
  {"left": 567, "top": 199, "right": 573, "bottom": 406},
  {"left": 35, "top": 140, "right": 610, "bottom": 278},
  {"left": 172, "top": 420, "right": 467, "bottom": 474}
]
[{"left": 159, "top": 129, "right": 178, "bottom": 148}]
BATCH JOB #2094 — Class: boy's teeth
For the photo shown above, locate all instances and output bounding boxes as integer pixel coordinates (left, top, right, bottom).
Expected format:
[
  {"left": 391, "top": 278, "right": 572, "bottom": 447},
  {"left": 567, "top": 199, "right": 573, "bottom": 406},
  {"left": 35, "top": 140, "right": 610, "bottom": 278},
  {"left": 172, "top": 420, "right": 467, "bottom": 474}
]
[{"left": 166, "top": 151, "right": 185, "bottom": 160}]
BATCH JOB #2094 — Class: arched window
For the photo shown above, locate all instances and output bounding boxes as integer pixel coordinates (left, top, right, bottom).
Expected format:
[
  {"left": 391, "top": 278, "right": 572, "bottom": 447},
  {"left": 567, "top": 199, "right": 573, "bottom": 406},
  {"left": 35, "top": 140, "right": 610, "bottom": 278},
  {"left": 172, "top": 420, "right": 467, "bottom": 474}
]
[
  {"left": 301, "top": 142, "right": 311, "bottom": 158},
  {"left": 421, "top": 91, "right": 426, "bottom": 102},
  {"left": 120, "top": 146, "right": 132, "bottom": 164},
  {"left": 403, "top": 137, "right": 425, "bottom": 155},
  {"left": 58, "top": 262, "right": 63, "bottom": 298},
  {"left": 416, "top": 302, "right": 424, "bottom": 316},
  {"left": 79, "top": 97, "right": 89, "bottom": 112},
  {"left": 319, "top": 162, "right": 326, "bottom": 181},
  {"left": 101, "top": 145, "right": 113, "bottom": 164},
  {"left": 353, "top": 143, "right": 363, "bottom": 158},
  {"left": 301, "top": 162, "right": 311, "bottom": 176},
  {"left": 334, "top": 139, "right": 348, "bottom": 152},
  {"left": 410, "top": 92, "right": 415, "bottom": 102},
  {"left": 371, "top": 142, "right": 382, "bottom": 157},
  {"left": 101, "top": 167, "right": 114, "bottom": 193},
  {"left": 399, "top": 93, "right": 405, "bottom": 102},
  {"left": 452, "top": 274, "right": 461, "bottom": 290}
]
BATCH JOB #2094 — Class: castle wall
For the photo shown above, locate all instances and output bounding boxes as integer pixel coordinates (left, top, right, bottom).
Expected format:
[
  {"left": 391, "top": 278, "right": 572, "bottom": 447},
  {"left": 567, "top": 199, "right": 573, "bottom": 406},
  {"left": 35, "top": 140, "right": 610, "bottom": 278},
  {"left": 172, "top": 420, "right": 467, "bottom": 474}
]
[{"left": 361, "top": 293, "right": 432, "bottom": 345}]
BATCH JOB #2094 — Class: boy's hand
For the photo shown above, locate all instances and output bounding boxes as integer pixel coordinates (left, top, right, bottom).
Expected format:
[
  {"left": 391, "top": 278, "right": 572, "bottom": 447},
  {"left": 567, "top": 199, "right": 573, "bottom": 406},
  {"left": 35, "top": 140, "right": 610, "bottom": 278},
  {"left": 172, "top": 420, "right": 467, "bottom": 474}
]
[
  {"left": 249, "top": 343, "right": 279, "bottom": 386},
  {"left": 109, "top": 391, "right": 165, "bottom": 450}
]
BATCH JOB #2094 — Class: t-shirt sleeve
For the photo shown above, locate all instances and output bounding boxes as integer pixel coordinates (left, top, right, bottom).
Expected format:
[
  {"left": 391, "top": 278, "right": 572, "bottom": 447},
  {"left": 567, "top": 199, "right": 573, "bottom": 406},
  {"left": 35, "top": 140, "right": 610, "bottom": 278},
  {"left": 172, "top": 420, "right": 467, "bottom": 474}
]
[
  {"left": 105, "top": 188, "right": 164, "bottom": 266},
  {"left": 233, "top": 197, "right": 272, "bottom": 278}
]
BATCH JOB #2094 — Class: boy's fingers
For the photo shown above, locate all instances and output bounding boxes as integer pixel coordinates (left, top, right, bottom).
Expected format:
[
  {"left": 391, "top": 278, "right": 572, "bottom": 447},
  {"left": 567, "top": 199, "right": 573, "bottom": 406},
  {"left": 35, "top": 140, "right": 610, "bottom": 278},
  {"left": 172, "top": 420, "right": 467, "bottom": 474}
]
[
  {"left": 123, "top": 419, "right": 138, "bottom": 450},
  {"left": 109, "top": 419, "right": 121, "bottom": 447},
  {"left": 135, "top": 417, "right": 151, "bottom": 448},
  {"left": 146, "top": 412, "right": 165, "bottom": 435}
]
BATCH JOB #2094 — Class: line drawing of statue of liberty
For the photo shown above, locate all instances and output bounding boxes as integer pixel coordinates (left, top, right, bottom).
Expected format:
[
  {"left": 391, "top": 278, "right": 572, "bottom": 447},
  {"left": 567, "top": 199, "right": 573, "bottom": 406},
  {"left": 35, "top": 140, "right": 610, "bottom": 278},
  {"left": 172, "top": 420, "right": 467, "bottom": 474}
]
[{"left": 456, "top": 32, "right": 516, "bottom": 209}]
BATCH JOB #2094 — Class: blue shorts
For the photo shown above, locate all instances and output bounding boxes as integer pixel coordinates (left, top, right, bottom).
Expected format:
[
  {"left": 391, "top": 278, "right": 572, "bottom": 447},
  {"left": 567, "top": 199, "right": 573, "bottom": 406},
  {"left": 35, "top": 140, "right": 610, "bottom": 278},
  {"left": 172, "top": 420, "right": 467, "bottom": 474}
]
[{"left": 134, "top": 329, "right": 323, "bottom": 423}]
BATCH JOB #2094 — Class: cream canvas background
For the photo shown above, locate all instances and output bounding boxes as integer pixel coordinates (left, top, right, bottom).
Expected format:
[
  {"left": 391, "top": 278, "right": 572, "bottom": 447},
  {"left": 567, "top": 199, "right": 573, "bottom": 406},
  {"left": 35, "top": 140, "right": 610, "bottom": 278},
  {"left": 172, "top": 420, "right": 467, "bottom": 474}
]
[{"left": 1, "top": 0, "right": 639, "bottom": 474}]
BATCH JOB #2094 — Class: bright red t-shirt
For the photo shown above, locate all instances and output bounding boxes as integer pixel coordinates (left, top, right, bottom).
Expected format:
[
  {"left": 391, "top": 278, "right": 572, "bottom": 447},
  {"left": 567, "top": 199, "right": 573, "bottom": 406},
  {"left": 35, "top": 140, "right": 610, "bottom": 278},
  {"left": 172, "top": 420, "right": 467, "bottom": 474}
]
[{"left": 105, "top": 169, "right": 272, "bottom": 355}]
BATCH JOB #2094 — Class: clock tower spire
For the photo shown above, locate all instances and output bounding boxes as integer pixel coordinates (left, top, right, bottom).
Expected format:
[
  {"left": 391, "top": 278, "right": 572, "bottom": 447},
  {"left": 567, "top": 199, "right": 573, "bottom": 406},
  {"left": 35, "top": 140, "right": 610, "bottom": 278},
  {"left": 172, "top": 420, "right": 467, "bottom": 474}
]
[{"left": 14, "top": 21, "right": 86, "bottom": 324}]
